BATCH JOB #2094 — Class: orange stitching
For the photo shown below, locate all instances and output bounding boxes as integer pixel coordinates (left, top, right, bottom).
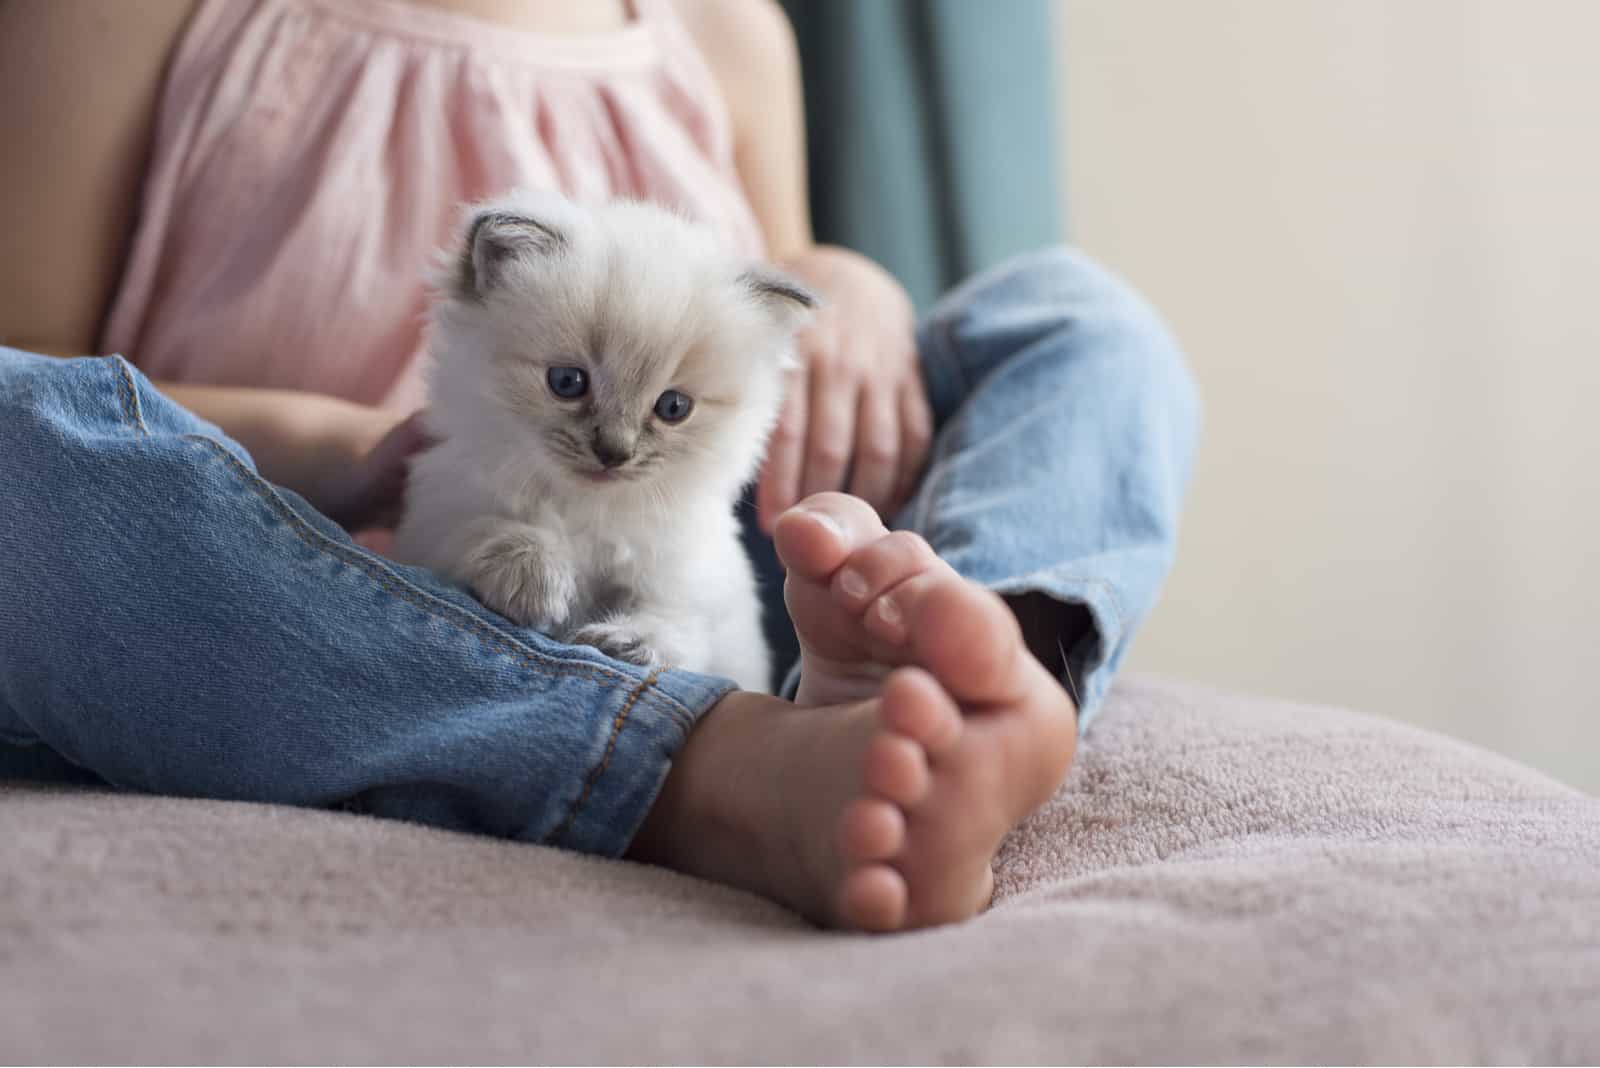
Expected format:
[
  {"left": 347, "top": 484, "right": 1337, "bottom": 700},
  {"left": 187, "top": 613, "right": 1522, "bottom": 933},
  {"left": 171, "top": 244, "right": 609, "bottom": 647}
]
[
  {"left": 183, "top": 436, "right": 604, "bottom": 679},
  {"left": 180, "top": 434, "right": 696, "bottom": 729},
  {"left": 545, "top": 668, "right": 663, "bottom": 847}
]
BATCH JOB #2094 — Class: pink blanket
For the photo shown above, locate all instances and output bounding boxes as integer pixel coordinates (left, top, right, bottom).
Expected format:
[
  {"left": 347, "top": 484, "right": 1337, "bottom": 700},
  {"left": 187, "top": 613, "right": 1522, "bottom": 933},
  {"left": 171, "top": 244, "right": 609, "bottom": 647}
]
[{"left": 4, "top": 678, "right": 1597, "bottom": 1063}]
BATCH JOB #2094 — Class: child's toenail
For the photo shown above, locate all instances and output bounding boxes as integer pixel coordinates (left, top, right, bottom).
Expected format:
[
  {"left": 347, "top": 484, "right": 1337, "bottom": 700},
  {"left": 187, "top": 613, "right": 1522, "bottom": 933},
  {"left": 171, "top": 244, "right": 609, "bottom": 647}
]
[
  {"left": 839, "top": 568, "right": 868, "bottom": 599},
  {"left": 877, "top": 596, "right": 902, "bottom": 625},
  {"left": 801, "top": 508, "right": 845, "bottom": 541}
]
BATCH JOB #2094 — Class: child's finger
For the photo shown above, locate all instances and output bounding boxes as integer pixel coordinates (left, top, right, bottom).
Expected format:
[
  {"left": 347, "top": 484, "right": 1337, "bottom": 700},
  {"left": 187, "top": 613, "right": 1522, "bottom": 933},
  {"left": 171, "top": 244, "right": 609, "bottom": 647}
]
[
  {"left": 891, "top": 378, "right": 934, "bottom": 513},
  {"left": 801, "top": 361, "right": 857, "bottom": 500},
  {"left": 847, "top": 383, "right": 899, "bottom": 516}
]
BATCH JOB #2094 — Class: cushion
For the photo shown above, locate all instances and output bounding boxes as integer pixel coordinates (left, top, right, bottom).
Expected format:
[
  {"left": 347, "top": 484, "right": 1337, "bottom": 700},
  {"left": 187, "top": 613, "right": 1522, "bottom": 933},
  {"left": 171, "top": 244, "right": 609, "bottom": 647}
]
[{"left": 4, "top": 678, "right": 1597, "bottom": 1063}]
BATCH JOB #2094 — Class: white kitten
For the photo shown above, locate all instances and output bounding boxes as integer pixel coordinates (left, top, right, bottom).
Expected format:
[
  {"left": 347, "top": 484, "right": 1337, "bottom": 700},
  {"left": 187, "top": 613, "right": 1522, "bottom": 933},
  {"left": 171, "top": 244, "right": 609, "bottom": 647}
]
[{"left": 393, "top": 190, "right": 813, "bottom": 692}]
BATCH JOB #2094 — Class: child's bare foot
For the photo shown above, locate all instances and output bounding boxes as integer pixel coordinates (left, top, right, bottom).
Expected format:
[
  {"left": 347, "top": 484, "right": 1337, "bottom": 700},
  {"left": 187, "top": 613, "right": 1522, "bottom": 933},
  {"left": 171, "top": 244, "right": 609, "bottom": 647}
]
[
  {"left": 630, "top": 494, "right": 1077, "bottom": 931},
  {"left": 775, "top": 491, "right": 1068, "bottom": 709}
]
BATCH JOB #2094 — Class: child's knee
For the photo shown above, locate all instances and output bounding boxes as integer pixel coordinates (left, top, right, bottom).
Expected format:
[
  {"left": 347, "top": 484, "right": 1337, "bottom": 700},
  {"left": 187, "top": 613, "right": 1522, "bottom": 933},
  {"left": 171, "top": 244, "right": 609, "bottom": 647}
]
[
  {"left": 933, "top": 247, "right": 1168, "bottom": 348},
  {"left": 920, "top": 248, "right": 1199, "bottom": 421}
]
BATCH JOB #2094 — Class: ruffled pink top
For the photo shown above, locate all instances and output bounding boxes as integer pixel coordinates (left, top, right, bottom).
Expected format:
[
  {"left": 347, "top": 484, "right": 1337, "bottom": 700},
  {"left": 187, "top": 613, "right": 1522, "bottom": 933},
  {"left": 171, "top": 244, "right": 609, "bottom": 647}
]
[{"left": 101, "top": 0, "right": 764, "bottom": 412}]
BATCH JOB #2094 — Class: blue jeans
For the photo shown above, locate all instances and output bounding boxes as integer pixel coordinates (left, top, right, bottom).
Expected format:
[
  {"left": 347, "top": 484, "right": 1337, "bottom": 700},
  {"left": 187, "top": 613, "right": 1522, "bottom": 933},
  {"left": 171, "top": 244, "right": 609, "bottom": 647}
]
[{"left": 0, "top": 249, "right": 1199, "bottom": 857}]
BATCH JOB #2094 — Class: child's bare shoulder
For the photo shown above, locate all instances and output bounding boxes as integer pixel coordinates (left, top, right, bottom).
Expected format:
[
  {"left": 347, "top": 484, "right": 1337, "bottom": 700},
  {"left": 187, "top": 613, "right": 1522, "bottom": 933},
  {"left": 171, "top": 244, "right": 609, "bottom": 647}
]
[{"left": 670, "top": 0, "right": 800, "bottom": 98}]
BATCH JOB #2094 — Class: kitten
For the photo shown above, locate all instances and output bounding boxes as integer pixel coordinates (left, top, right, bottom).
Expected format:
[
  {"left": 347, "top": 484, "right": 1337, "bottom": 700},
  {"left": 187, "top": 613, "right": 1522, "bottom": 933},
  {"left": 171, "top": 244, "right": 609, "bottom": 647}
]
[{"left": 392, "top": 190, "right": 813, "bottom": 693}]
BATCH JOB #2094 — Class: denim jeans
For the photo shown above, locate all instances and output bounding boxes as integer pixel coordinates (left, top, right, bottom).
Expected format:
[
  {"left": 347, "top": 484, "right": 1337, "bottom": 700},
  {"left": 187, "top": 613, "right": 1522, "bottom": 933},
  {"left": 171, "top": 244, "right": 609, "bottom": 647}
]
[{"left": 0, "top": 248, "right": 1199, "bottom": 857}]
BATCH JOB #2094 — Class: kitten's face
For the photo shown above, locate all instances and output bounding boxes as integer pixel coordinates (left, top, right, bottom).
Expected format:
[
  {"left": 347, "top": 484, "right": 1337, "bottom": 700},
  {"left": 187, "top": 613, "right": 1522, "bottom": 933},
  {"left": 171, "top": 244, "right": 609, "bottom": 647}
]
[
  {"left": 491, "top": 294, "right": 776, "bottom": 490},
  {"left": 432, "top": 194, "right": 812, "bottom": 498}
]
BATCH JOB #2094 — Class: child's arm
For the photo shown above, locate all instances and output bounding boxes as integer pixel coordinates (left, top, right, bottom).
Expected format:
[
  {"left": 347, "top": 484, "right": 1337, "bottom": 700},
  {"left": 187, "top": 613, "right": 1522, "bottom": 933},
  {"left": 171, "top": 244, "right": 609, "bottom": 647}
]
[
  {"left": 676, "top": 0, "right": 934, "bottom": 531},
  {"left": 673, "top": 0, "right": 811, "bottom": 264},
  {"left": 0, "top": 0, "right": 415, "bottom": 529}
]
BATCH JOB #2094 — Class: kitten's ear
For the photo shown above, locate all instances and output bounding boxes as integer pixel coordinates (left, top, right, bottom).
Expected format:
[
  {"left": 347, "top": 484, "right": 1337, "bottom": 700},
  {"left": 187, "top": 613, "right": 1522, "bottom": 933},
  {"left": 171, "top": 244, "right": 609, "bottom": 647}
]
[
  {"left": 740, "top": 268, "right": 817, "bottom": 330},
  {"left": 455, "top": 210, "right": 567, "bottom": 300}
]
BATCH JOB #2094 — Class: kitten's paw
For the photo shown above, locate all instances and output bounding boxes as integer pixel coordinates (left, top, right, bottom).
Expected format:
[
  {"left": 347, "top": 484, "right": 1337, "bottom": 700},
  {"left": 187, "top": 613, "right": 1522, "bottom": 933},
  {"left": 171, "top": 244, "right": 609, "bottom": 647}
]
[
  {"left": 569, "top": 621, "right": 665, "bottom": 668},
  {"left": 463, "top": 528, "right": 578, "bottom": 630}
]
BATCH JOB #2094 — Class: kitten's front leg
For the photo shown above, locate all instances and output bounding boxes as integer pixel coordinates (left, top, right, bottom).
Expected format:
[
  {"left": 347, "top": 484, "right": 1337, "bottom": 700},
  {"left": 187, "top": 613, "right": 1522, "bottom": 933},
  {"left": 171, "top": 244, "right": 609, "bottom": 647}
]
[
  {"left": 568, "top": 618, "right": 663, "bottom": 668},
  {"left": 459, "top": 519, "right": 578, "bottom": 631},
  {"left": 569, "top": 610, "right": 705, "bottom": 672}
]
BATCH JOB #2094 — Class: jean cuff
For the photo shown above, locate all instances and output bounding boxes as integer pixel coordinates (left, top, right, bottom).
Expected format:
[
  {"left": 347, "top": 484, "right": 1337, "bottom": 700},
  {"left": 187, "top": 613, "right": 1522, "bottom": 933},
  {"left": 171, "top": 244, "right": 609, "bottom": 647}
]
[
  {"left": 543, "top": 666, "right": 736, "bottom": 857},
  {"left": 988, "top": 570, "right": 1127, "bottom": 731}
]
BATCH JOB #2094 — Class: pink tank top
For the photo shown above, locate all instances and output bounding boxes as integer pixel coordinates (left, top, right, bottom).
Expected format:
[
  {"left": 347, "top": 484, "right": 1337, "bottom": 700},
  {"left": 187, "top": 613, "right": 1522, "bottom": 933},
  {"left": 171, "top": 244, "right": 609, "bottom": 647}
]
[{"left": 101, "top": 0, "right": 765, "bottom": 412}]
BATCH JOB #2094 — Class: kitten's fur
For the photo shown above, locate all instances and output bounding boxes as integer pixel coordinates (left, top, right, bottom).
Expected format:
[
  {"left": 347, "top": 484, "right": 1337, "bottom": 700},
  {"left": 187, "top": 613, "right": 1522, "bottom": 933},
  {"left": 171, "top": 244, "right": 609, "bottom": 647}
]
[{"left": 393, "top": 190, "right": 813, "bottom": 692}]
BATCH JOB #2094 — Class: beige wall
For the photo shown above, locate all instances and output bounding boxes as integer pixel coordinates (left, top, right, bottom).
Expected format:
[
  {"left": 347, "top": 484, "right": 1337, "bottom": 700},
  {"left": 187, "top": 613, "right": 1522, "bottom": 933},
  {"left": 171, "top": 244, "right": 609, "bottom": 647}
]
[{"left": 1057, "top": 0, "right": 1600, "bottom": 791}]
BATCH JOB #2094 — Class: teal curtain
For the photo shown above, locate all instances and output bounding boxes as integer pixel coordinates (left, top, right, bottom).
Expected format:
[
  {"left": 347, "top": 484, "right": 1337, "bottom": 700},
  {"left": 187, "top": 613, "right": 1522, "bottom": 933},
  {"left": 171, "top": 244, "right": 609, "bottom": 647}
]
[{"left": 780, "top": 0, "right": 1064, "bottom": 309}]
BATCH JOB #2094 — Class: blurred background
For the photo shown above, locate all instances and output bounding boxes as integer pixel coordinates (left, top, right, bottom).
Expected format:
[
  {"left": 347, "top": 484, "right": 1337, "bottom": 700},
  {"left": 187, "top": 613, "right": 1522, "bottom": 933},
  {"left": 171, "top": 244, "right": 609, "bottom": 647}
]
[{"left": 785, "top": 0, "right": 1599, "bottom": 792}]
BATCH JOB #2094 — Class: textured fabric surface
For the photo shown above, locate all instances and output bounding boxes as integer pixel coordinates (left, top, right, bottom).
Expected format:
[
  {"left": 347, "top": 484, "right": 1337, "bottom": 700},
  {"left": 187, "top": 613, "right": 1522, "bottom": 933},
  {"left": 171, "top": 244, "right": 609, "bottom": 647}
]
[{"left": 4, "top": 678, "right": 1597, "bottom": 1064}]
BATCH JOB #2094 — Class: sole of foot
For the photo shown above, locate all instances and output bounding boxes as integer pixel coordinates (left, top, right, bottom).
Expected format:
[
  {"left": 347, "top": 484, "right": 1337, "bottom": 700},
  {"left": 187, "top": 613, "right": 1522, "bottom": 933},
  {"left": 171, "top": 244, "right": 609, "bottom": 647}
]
[{"left": 635, "top": 493, "right": 1077, "bottom": 931}]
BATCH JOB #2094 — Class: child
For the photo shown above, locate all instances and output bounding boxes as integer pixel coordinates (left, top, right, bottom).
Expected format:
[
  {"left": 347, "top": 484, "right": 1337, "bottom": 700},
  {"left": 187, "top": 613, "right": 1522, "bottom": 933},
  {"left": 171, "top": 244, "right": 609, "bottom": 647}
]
[{"left": 0, "top": 0, "right": 1199, "bottom": 931}]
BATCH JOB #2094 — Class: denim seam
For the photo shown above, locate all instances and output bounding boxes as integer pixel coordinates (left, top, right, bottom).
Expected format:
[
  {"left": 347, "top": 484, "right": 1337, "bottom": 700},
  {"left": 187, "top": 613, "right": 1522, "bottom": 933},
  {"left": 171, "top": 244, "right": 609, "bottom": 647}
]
[
  {"left": 110, "top": 357, "right": 150, "bottom": 436},
  {"left": 178, "top": 433, "right": 697, "bottom": 731},
  {"left": 545, "top": 667, "right": 662, "bottom": 848},
  {"left": 191, "top": 430, "right": 701, "bottom": 833}
]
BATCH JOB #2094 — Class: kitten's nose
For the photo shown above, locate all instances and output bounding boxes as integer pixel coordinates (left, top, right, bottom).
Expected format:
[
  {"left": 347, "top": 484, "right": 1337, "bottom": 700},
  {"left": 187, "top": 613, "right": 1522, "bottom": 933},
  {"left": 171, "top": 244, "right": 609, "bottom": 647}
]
[{"left": 591, "top": 434, "right": 633, "bottom": 469}]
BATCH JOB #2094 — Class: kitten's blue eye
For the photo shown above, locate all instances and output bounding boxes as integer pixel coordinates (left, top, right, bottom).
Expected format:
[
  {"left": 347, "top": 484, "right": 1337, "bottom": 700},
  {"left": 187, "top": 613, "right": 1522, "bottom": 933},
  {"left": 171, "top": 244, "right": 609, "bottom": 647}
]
[
  {"left": 653, "top": 389, "right": 694, "bottom": 424},
  {"left": 547, "top": 366, "right": 588, "bottom": 399}
]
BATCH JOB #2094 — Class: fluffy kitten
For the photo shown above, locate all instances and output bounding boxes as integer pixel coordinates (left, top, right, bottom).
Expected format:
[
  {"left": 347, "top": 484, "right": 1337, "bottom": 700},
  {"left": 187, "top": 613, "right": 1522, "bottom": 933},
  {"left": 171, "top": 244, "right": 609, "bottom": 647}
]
[{"left": 393, "top": 190, "right": 813, "bottom": 692}]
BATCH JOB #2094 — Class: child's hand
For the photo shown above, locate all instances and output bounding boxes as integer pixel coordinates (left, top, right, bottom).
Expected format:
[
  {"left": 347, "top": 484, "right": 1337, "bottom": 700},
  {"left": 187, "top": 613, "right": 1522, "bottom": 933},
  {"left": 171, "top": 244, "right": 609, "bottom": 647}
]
[
  {"left": 756, "top": 245, "right": 933, "bottom": 533},
  {"left": 324, "top": 408, "right": 436, "bottom": 534}
]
